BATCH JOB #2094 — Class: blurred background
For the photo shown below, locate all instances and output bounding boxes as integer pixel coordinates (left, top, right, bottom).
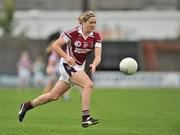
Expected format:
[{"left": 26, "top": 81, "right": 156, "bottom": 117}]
[{"left": 0, "top": 0, "right": 180, "bottom": 88}]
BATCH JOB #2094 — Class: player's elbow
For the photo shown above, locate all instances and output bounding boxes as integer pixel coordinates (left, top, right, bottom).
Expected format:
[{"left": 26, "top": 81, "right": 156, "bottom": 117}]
[
  {"left": 98, "top": 56, "right": 101, "bottom": 63},
  {"left": 51, "top": 42, "right": 58, "bottom": 51}
]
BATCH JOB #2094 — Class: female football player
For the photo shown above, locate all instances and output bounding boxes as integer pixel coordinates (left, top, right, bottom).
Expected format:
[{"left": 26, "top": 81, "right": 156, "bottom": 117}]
[{"left": 18, "top": 11, "right": 102, "bottom": 128}]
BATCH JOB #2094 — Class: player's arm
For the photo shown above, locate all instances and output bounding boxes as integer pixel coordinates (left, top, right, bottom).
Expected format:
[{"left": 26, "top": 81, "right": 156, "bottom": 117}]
[
  {"left": 52, "top": 37, "right": 76, "bottom": 66},
  {"left": 52, "top": 37, "right": 68, "bottom": 60},
  {"left": 89, "top": 47, "right": 102, "bottom": 74}
]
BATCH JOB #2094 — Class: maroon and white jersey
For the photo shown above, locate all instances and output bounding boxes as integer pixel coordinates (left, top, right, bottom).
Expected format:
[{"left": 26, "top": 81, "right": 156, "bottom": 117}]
[{"left": 61, "top": 26, "right": 102, "bottom": 65}]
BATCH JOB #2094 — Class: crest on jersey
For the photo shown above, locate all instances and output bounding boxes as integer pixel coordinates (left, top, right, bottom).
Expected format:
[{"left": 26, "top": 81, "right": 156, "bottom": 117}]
[
  {"left": 74, "top": 41, "right": 81, "bottom": 47},
  {"left": 83, "top": 42, "right": 88, "bottom": 48}
]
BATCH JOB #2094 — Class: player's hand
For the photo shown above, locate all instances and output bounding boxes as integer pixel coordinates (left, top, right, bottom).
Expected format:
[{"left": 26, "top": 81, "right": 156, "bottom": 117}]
[
  {"left": 65, "top": 56, "right": 76, "bottom": 67},
  {"left": 89, "top": 64, "right": 96, "bottom": 75}
]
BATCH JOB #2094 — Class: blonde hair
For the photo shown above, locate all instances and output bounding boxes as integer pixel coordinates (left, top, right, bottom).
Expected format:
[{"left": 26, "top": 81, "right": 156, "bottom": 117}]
[{"left": 78, "top": 11, "right": 95, "bottom": 25}]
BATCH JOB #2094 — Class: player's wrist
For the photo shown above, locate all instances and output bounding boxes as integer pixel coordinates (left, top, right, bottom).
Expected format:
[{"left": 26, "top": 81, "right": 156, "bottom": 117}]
[
  {"left": 92, "top": 64, "right": 96, "bottom": 68},
  {"left": 64, "top": 55, "right": 71, "bottom": 61}
]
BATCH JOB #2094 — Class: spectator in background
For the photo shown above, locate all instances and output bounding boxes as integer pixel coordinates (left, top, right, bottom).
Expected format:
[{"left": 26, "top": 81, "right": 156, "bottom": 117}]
[
  {"left": 33, "top": 55, "right": 45, "bottom": 87},
  {"left": 43, "top": 41, "right": 60, "bottom": 93},
  {"left": 17, "top": 51, "right": 32, "bottom": 89},
  {"left": 44, "top": 40, "right": 70, "bottom": 100}
]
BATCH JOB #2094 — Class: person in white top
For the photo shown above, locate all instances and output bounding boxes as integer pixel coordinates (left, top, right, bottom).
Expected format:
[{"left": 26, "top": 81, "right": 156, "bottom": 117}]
[
  {"left": 17, "top": 51, "right": 32, "bottom": 89},
  {"left": 43, "top": 41, "right": 60, "bottom": 93},
  {"left": 43, "top": 41, "right": 70, "bottom": 100},
  {"left": 33, "top": 56, "right": 45, "bottom": 87}
]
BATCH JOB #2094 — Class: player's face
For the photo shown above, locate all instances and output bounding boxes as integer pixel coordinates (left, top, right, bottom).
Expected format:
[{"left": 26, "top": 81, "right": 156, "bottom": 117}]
[{"left": 83, "top": 17, "right": 96, "bottom": 32}]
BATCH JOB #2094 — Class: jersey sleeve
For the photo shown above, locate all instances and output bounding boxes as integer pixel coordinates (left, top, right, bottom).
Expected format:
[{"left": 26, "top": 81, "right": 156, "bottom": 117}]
[
  {"left": 95, "top": 32, "right": 102, "bottom": 48},
  {"left": 61, "top": 32, "right": 70, "bottom": 43},
  {"left": 61, "top": 27, "right": 77, "bottom": 43}
]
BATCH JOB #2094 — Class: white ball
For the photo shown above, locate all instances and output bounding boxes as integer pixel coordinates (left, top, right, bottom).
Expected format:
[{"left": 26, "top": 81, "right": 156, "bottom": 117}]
[{"left": 119, "top": 57, "right": 138, "bottom": 75}]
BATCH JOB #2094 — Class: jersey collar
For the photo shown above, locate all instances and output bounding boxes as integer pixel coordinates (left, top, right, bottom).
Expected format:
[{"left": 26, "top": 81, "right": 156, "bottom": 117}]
[{"left": 78, "top": 26, "right": 93, "bottom": 39}]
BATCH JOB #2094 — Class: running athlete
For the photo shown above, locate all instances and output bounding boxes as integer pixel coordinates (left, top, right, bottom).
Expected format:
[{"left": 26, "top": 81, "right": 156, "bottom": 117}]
[{"left": 18, "top": 11, "right": 102, "bottom": 128}]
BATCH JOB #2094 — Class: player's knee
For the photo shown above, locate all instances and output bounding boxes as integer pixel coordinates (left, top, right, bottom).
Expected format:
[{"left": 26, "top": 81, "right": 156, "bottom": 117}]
[
  {"left": 49, "top": 93, "right": 60, "bottom": 101},
  {"left": 51, "top": 96, "right": 59, "bottom": 101},
  {"left": 85, "top": 81, "right": 93, "bottom": 89}
]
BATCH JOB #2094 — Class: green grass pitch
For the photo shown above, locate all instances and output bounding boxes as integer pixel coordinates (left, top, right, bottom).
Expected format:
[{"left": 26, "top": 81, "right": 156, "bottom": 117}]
[{"left": 0, "top": 87, "right": 180, "bottom": 135}]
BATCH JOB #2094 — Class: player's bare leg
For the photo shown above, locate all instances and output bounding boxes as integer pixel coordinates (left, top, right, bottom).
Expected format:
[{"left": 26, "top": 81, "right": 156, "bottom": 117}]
[
  {"left": 70, "top": 71, "right": 99, "bottom": 128},
  {"left": 18, "top": 80, "right": 70, "bottom": 122}
]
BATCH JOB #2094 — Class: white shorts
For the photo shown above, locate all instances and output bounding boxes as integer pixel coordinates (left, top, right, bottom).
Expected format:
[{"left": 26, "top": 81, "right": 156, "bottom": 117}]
[{"left": 59, "top": 58, "right": 85, "bottom": 83}]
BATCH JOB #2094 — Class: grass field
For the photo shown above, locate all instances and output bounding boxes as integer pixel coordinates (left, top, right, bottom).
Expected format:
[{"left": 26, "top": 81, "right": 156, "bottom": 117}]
[{"left": 0, "top": 87, "right": 180, "bottom": 135}]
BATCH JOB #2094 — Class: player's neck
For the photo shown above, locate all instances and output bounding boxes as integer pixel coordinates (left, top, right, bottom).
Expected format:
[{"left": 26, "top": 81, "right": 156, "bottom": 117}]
[
  {"left": 82, "top": 30, "right": 91, "bottom": 39},
  {"left": 82, "top": 27, "right": 91, "bottom": 38}
]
